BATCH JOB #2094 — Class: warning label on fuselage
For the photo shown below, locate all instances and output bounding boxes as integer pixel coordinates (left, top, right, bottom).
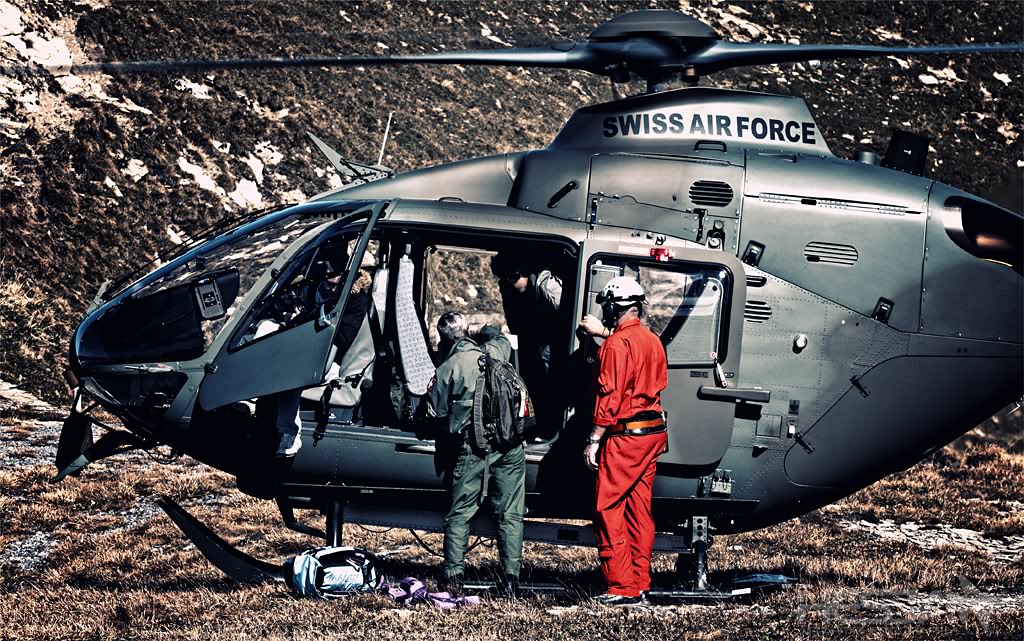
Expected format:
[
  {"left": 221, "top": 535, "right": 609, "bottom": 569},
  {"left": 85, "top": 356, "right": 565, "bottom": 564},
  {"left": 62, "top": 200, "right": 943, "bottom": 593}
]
[{"left": 602, "top": 112, "right": 818, "bottom": 145}]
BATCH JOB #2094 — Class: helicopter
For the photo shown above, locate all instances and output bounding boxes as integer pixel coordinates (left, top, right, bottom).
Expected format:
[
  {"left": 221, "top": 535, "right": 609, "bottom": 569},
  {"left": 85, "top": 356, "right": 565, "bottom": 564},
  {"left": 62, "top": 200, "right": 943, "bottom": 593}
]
[{"left": 23, "top": 8, "right": 1022, "bottom": 593}]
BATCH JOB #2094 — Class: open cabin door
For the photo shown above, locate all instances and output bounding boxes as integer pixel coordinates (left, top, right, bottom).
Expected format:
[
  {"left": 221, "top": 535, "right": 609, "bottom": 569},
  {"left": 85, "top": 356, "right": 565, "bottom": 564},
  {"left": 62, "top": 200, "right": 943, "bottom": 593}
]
[
  {"left": 576, "top": 241, "right": 751, "bottom": 468},
  {"left": 198, "top": 203, "right": 385, "bottom": 410}
]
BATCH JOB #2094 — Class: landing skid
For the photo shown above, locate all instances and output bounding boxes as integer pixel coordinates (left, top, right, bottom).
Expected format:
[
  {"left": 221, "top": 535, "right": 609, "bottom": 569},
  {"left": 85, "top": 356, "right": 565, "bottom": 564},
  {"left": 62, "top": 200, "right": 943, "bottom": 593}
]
[
  {"left": 665, "top": 516, "right": 799, "bottom": 602},
  {"left": 650, "top": 573, "right": 798, "bottom": 603},
  {"left": 463, "top": 581, "right": 567, "bottom": 595},
  {"left": 157, "top": 497, "right": 283, "bottom": 584},
  {"left": 461, "top": 576, "right": 796, "bottom": 602},
  {"left": 158, "top": 498, "right": 796, "bottom": 600}
]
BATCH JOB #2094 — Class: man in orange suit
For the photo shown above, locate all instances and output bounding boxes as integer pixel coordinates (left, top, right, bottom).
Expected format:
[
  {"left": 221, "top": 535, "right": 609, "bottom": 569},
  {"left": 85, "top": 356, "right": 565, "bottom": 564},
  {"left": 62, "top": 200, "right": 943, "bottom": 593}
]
[{"left": 579, "top": 276, "right": 668, "bottom": 606}]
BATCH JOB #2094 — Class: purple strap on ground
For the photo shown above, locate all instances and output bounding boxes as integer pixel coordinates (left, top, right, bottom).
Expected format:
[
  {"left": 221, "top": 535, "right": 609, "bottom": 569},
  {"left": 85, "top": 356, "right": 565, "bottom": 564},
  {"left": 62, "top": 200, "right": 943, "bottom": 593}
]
[{"left": 381, "top": 577, "right": 481, "bottom": 608}]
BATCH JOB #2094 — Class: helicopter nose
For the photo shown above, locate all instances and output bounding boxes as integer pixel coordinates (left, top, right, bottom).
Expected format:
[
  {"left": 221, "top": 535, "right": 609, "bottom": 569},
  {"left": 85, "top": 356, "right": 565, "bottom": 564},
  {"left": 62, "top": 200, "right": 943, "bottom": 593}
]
[
  {"left": 74, "top": 279, "right": 219, "bottom": 368},
  {"left": 69, "top": 275, "right": 211, "bottom": 423}
]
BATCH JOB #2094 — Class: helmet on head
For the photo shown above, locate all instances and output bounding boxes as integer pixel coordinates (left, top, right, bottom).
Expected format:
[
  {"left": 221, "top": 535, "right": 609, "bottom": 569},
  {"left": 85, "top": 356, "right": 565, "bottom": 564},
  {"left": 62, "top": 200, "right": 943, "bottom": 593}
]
[
  {"left": 596, "top": 276, "right": 645, "bottom": 326},
  {"left": 317, "top": 244, "right": 349, "bottom": 278},
  {"left": 596, "top": 276, "right": 646, "bottom": 308}
]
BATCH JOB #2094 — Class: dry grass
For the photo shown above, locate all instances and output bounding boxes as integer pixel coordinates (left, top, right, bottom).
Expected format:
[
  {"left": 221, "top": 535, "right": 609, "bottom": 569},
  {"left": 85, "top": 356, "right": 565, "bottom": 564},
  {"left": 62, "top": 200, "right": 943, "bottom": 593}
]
[
  {"left": 0, "top": 430, "right": 1021, "bottom": 640},
  {"left": 2, "top": 398, "right": 1018, "bottom": 639},
  {"left": 0, "top": 281, "right": 77, "bottom": 408},
  {"left": 840, "top": 445, "right": 1024, "bottom": 537}
]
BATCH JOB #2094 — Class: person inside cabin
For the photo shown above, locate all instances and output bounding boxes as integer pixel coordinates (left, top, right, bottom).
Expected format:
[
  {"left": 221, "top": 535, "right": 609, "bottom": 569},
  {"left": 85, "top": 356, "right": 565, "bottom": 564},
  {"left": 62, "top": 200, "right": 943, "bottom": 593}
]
[
  {"left": 265, "top": 244, "right": 371, "bottom": 457},
  {"left": 490, "top": 251, "right": 563, "bottom": 432}
]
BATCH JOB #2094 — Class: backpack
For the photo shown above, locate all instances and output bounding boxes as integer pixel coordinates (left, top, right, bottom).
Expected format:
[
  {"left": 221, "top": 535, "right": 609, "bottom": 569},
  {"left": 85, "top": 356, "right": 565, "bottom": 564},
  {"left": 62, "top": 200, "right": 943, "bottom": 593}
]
[
  {"left": 284, "top": 546, "right": 384, "bottom": 598},
  {"left": 472, "top": 353, "right": 536, "bottom": 451}
]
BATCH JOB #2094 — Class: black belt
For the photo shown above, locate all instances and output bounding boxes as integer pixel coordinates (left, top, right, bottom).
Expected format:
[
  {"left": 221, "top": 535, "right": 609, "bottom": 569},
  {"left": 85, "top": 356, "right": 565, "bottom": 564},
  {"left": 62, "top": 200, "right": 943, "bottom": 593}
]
[
  {"left": 606, "top": 412, "right": 666, "bottom": 437},
  {"left": 606, "top": 424, "right": 666, "bottom": 437}
]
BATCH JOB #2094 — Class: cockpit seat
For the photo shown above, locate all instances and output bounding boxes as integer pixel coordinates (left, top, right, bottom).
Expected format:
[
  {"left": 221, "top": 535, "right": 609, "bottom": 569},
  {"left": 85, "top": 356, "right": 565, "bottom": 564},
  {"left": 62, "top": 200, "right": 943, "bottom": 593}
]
[
  {"left": 300, "top": 312, "right": 376, "bottom": 409},
  {"left": 300, "top": 264, "right": 387, "bottom": 413}
]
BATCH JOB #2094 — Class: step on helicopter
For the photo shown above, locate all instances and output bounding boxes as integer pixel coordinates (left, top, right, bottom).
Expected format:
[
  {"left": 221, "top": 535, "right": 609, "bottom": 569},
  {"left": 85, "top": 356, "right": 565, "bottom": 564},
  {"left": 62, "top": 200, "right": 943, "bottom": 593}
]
[{"left": 16, "top": 9, "right": 1022, "bottom": 596}]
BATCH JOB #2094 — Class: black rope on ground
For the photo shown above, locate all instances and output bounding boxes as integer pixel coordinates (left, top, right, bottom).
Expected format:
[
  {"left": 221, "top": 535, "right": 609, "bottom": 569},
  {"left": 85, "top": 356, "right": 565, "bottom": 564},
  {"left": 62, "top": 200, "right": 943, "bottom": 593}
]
[
  {"left": 409, "top": 529, "right": 443, "bottom": 557},
  {"left": 407, "top": 530, "right": 492, "bottom": 558}
]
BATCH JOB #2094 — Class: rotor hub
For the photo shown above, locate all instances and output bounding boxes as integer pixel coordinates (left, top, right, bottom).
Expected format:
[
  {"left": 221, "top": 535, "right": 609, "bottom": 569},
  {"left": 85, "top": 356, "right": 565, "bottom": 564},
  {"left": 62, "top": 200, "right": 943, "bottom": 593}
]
[{"left": 587, "top": 10, "right": 720, "bottom": 42}]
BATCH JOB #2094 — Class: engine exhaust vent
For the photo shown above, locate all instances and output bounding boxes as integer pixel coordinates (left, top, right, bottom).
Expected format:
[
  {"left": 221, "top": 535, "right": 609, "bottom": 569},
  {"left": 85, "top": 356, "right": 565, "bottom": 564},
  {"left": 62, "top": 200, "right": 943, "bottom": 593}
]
[
  {"left": 744, "top": 300, "right": 772, "bottom": 324},
  {"left": 804, "top": 241, "right": 859, "bottom": 265},
  {"left": 689, "top": 180, "right": 734, "bottom": 207}
]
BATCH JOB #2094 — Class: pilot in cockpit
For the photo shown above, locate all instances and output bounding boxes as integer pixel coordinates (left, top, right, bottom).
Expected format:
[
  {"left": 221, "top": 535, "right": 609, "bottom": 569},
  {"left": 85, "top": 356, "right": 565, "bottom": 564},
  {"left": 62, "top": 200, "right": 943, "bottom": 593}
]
[{"left": 262, "top": 245, "right": 371, "bottom": 457}]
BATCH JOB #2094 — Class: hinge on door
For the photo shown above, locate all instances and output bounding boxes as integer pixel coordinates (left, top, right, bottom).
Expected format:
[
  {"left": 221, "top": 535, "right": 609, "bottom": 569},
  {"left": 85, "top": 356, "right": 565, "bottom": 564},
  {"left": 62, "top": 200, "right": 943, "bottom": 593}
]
[
  {"left": 850, "top": 375, "right": 870, "bottom": 398},
  {"left": 793, "top": 431, "right": 815, "bottom": 454},
  {"left": 711, "top": 352, "right": 729, "bottom": 388},
  {"left": 694, "top": 208, "right": 707, "bottom": 242},
  {"left": 588, "top": 198, "right": 598, "bottom": 231}
]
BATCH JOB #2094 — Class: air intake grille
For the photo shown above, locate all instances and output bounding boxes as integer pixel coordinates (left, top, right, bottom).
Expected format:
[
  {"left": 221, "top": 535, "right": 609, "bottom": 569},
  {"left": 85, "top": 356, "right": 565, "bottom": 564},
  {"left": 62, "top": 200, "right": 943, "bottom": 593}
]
[
  {"left": 744, "top": 300, "right": 772, "bottom": 324},
  {"left": 746, "top": 275, "right": 767, "bottom": 288},
  {"left": 689, "top": 180, "right": 734, "bottom": 207},
  {"left": 804, "top": 242, "right": 859, "bottom": 265}
]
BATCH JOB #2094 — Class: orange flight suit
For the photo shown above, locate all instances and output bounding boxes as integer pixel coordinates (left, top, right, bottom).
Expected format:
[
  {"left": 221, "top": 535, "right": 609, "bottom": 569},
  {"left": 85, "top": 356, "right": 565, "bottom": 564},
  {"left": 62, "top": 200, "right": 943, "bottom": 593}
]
[{"left": 592, "top": 317, "right": 668, "bottom": 597}]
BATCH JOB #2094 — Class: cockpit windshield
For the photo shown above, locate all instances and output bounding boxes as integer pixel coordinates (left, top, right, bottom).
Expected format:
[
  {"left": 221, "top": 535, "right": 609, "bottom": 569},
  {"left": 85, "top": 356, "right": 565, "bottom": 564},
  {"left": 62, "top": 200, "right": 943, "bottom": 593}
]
[
  {"left": 140, "top": 214, "right": 330, "bottom": 349},
  {"left": 75, "top": 201, "right": 375, "bottom": 366}
]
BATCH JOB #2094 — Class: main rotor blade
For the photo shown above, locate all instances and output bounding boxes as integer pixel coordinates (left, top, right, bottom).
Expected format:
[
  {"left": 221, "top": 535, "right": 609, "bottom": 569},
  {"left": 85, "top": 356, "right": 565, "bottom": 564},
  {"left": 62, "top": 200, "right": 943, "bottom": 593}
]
[
  {"left": 2, "top": 46, "right": 598, "bottom": 77},
  {"left": 3, "top": 13, "right": 1018, "bottom": 83},
  {"left": 689, "top": 41, "right": 1024, "bottom": 75}
]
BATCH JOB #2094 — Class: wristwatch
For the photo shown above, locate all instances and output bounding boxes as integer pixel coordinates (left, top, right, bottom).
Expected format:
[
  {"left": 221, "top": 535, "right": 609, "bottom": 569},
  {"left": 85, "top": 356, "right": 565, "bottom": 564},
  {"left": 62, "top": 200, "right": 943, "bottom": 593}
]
[{"left": 586, "top": 434, "right": 602, "bottom": 445}]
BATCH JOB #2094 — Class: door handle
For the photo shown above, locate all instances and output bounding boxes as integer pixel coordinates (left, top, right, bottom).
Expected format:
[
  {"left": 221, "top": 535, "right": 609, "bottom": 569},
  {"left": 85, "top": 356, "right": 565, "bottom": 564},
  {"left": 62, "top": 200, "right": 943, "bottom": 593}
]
[{"left": 697, "top": 386, "right": 770, "bottom": 403}]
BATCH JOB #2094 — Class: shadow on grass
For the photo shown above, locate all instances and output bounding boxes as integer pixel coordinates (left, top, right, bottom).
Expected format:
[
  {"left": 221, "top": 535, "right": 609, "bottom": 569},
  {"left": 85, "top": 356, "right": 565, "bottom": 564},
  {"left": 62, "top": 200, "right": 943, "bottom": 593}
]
[
  {"left": 61, "top": 572, "right": 251, "bottom": 593},
  {"left": 50, "top": 554, "right": 611, "bottom": 604}
]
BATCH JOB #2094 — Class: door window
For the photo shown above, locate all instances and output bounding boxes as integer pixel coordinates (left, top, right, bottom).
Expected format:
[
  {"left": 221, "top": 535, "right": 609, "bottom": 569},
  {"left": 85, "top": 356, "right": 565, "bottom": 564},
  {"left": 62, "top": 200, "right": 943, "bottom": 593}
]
[
  {"left": 197, "top": 203, "right": 385, "bottom": 410},
  {"left": 231, "top": 240, "right": 345, "bottom": 349},
  {"left": 229, "top": 219, "right": 379, "bottom": 352},
  {"left": 639, "top": 264, "right": 729, "bottom": 365},
  {"left": 587, "top": 257, "right": 732, "bottom": 365}
]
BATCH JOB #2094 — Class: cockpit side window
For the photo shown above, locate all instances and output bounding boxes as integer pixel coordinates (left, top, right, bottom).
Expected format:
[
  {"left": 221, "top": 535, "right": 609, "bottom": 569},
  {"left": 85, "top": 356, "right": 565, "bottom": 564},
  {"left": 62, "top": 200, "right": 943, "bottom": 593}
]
[
  {"left": 140, "top": 214, "right": 325, "bottom": 347},
  {"left": 231, "top": 237, "right": 352, "bottom": 349}
]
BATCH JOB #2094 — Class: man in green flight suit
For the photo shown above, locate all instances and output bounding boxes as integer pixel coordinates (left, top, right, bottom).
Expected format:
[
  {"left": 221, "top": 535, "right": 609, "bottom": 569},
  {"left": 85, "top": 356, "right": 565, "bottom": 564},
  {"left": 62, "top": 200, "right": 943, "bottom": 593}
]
[{"left": 426, "top": 311, "right": 525, "bottom": 597}]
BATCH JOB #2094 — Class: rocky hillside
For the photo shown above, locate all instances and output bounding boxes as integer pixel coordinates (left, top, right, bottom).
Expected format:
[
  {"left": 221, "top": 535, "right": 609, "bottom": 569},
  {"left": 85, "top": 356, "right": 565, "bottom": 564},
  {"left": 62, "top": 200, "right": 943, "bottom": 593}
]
[{"left": 1, "top": 0, "right": 1021, "bottom": 405}]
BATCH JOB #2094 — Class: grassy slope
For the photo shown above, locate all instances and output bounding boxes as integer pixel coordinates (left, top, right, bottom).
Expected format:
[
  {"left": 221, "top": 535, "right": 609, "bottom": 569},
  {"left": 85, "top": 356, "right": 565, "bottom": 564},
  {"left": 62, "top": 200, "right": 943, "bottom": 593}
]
[{"left": 1, "top": 0, "right": 1021, "bottom": 404}]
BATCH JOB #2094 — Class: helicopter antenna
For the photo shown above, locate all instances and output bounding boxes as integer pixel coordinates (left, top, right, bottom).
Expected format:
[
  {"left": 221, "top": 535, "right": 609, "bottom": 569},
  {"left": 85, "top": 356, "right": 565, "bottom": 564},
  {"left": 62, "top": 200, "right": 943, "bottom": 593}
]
[
  {"left": 377, "top": 111, "right": 395, "bottom": 167},
  {"left": 610, "top": 79, "right": 626, "bottom": 101}
]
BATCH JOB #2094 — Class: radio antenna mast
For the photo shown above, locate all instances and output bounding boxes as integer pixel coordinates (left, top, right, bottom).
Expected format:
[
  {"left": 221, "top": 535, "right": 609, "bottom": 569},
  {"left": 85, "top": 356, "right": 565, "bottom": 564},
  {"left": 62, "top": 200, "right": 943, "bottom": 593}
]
[{"left": 377, "top": 111, "right": 395, "bottom": 166}]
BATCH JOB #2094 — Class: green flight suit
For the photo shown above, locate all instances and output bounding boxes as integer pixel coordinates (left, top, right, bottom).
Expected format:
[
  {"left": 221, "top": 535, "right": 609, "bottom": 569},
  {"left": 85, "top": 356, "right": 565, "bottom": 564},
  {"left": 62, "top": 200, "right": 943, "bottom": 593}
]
[{"left": 427, "top": 326, "right": 526, "bottom": 579}]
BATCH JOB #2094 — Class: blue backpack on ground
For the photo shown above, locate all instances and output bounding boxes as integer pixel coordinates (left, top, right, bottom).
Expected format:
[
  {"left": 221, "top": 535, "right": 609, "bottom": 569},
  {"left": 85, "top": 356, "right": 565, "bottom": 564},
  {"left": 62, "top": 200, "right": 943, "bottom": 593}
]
[{"left": 284, "top": 546, "right": 384, "bottom": 598}]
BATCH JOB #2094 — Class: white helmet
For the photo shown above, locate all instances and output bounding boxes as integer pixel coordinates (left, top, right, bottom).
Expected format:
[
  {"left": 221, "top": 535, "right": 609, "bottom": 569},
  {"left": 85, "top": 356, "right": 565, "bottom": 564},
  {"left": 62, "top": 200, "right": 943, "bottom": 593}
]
[{"left": 597, "top": 276, "right": 646, "bottom": 308}]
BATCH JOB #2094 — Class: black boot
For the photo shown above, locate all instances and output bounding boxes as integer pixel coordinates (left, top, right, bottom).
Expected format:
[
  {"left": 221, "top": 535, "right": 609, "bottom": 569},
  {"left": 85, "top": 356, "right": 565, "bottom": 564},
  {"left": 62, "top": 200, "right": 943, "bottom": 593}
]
[
  {"left": 439, "top": 573, "right": 464, "bottom": 596},
  {"left": 497, "top": 574, "right": 520, "bottom": 598}
]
